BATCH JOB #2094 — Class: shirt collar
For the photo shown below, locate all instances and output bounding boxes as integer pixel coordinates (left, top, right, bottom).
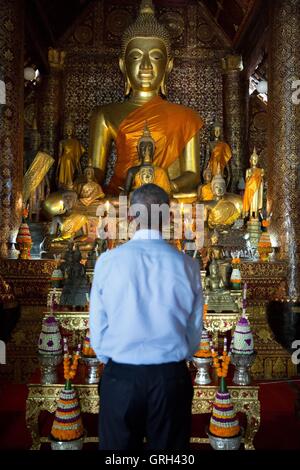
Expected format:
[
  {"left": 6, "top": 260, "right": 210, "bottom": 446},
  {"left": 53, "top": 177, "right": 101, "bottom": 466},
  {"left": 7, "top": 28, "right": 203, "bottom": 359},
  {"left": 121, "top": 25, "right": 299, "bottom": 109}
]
[{"left": 132, "top": 229, "right": 163, "bottom": 240}]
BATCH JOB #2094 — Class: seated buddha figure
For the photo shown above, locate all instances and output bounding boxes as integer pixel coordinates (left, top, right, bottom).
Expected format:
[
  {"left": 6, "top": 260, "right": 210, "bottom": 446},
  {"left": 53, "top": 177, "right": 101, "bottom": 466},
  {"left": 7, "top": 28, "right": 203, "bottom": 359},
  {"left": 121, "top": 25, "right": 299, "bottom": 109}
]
[
  {"left": 89, "top": 0, "right": 204, "bottom": 195},
  {"left": 44, "top": 191, "right": 88, "bottom": 242},
  {"left": 205, "top": 260, "right": 225, "bottom": 292},
  {"left": 243, "top": 148, "right": 264, "bottom": 219},
  {"left": 56, "top": 121, "right": 85, "bottom": 190},
  {"left": 78, "top": 164, "right": 105, "bottom": 206},
  {"left": 197, "top": 166, "right": 214, "bottom": 201},
  {"left": 204, "top": 167, "right": 243, "bottom": 230},
  {"left": 123, "top": 123, "right": 171, "bottom": 194},
  {"left": 206, "top": 121, "right": 232, "bottom": 186}
]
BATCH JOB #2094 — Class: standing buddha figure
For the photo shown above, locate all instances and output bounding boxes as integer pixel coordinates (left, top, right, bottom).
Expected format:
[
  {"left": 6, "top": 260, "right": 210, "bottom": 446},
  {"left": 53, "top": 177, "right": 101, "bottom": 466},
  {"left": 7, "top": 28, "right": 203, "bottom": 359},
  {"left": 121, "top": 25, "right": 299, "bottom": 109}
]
[
  {"left": 243, "top": 148, "right": 264, "bottom": 219},
  {"left": 56, "top": 121, "right": 85, "bottom": 190},
  {"left": 206, "top": 121, "right": 232, "bottom": 185},
  {"left": 123, "top": 122, "right": 171, "bottom": 194},
  {"left": 89, "top": 0, "right": 204, "bottom": 195}
]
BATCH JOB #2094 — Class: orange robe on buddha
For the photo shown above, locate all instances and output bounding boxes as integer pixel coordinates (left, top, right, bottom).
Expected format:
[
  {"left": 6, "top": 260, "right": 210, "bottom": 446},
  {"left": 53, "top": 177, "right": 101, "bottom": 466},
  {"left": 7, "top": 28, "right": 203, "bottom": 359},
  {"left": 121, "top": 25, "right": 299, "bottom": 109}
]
[
  {"left": 242, "top": 168, "right": 263, "bottom": 215},
  {"left": 208, "top": 142, "right": 232, "bottom": 177},
  {"left": 107, "top": 96, "right": 204, "bottom": 193}
]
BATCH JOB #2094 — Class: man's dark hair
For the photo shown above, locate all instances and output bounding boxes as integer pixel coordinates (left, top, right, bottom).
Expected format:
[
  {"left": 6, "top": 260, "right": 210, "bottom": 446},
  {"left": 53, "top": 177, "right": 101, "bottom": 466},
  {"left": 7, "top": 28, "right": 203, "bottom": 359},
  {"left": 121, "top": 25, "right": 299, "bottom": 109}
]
[{"left": 130, "top": 184, "right": 170, "bottom": 230}]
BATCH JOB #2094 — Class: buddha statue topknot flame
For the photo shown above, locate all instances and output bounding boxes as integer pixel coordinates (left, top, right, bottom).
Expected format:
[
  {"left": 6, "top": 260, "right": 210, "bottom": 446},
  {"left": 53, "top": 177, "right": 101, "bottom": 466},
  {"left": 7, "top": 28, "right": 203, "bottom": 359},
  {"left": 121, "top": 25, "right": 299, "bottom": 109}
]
[{"left": 89, "top": 0, "right": 204, "bottom": 195}]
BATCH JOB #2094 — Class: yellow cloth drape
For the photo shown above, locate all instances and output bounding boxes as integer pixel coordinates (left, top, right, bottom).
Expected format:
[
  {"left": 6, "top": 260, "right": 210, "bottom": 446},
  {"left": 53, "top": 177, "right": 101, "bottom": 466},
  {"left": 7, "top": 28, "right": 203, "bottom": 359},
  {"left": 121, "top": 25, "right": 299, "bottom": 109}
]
[
  {"left": 208, "top": 200, "right": 240, "bottom": 228},
  {"left": 208, "top": 142, "right": 232, "bottom": 177},
  {"left": 108, "top": 96, "right": 204, "bottom": 193},
  {"left": 199, "top": 182, "right": 214, "bottom": 201},
  {"left": 242, "top": 168, "right": 263, "bottom": 214}
]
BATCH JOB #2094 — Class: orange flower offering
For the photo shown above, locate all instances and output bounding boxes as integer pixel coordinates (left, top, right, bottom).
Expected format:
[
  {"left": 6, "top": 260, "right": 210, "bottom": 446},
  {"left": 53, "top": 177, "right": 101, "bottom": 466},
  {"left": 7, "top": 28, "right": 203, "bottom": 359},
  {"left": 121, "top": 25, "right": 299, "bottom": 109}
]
[
  {"left": 194, "top": 329, "right": 212, "bottom": 358},
  {"left": 63, "top": 339, "right": 81, "bottom": 381},
  {"left": 211, "top": 338, "right": 230, "bottom": 378},
  {"left": 261, "top": 219, "right": 269, "bottom": 228},
  {"left": 231, "top": 257, "right": 240, "bottom": 264},
  {"left": 51, "top": 339, "right": 84, "bottom": 442},
  {"left": 209, "top": 377, "right": 240, "bottom": 438},
  {"left": 82, "top": 330, "right": 96, "bottom": 358},
  {"left": 51, "top": 387, "right": 84, "bottom": 442}
]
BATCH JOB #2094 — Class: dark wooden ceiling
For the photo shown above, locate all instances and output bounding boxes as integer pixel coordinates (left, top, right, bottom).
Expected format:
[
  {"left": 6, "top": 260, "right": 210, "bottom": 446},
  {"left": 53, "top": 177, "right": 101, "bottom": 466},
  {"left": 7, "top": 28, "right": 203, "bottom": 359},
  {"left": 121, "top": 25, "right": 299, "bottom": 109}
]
[{"left": 25, "top": 0, "right": 266, "bottom": 73}]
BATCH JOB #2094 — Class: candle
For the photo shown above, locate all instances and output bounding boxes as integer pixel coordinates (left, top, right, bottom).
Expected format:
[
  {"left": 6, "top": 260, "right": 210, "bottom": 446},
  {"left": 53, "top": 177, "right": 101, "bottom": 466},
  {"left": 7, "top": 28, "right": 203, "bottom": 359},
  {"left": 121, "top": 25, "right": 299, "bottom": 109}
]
[{"left": 180, "top": 202, "right": 184, "bottom": 215}]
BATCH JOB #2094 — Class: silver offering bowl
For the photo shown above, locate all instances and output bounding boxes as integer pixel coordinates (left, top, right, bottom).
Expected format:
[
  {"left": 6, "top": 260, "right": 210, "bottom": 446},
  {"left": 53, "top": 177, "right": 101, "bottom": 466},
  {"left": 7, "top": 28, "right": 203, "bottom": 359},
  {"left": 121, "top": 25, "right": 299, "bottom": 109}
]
[
  {"left": 207, "top": 428, "right": 243, "bottom": 450},
  {"left": 50, "top": 433, "right": 85, "bottom": 450},
  {"left": 38, "top": 353, "right": 62, "bottom": 384},
  {"left": 192, "top": 356, "right": 212, "bottom": 385},
  {"left": 82, "top": 356, "right": 101, "bottom": 384},
  {"left": 231, "top": 351, "right": 257, "bottom": 386}
]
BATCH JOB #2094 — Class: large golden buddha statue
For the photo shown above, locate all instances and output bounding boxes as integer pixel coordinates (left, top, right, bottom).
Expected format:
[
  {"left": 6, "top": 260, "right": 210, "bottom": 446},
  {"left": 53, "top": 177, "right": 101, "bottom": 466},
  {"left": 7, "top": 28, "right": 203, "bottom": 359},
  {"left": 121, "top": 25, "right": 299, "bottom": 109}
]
[
  {"left": 123, "top": 122, "right": 171, "bottom": 194},
  {"left": 89, "top": 0, "right": 203, "bottom": 195}
]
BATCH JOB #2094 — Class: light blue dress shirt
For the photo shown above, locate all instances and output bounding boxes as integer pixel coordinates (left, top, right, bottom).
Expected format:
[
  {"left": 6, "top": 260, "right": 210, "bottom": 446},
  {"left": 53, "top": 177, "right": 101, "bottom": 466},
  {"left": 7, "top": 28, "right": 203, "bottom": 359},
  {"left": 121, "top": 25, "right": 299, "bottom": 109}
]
[{"left": 90, "top": 229, "right": 203, "bottom": 365}]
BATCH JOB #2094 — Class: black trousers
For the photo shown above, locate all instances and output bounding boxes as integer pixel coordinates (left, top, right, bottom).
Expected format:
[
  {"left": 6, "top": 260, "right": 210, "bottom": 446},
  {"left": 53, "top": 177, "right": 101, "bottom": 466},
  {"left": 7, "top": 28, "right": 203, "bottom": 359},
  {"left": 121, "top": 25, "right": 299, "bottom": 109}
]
[{"left": 98, "top": 359, "right": 194, "bottom": 451}]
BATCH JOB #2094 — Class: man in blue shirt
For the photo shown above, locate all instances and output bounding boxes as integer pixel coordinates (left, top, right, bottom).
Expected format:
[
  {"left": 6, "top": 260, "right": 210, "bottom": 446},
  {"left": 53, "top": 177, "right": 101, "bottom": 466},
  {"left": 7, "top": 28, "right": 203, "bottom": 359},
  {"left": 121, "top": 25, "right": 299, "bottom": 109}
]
[{"left": 90, "top": 184, "right": 203, "bottom": 450}]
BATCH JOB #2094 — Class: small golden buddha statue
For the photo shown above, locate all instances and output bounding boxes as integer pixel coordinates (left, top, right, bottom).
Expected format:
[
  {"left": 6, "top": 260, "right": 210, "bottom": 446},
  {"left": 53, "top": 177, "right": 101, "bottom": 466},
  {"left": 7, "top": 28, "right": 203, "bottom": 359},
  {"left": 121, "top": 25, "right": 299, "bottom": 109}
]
[
  {"left": 207, "top": 229, "right": 223, "bottom": 261},
  {"left": 206, "top": 260, "right": 225, "bottom": 292},
  {"left": 44, "top": 191, "right": 88, "bottom": 242},
  {"left": 56, "top": 121, "right": 85, "bottom": 190},
  {"left": 197, "top": 167, "right": 214, "bottom": 201},
  {"left": 206, "top": 121, "right": 232, "bottom": 184},
  {"left": 89, "top": 0, "right": 204, "bottom": 195},
  {"left": 123, "top": 123, "right": 171, "bottom": 194},
  {"left": 204, "top": 167, "right": 242, "bottom": 229},
  {"left": 79, "top": 164, "right": 105, "bottom": 206},
  {"left": 243, "top": 148, "right": 264, "bottom": 219}
]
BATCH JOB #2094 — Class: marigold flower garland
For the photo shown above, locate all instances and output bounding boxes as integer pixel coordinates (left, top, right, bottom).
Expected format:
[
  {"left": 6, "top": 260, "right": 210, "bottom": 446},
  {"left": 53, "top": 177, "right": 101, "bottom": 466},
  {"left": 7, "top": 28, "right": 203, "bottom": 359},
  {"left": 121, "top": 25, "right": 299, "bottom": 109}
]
[
  {"left": 63, "top": 338, "right": 81, "bottom": 384},
  {"left": 210, "top": 337, "right": 231, "bottom": 378}
]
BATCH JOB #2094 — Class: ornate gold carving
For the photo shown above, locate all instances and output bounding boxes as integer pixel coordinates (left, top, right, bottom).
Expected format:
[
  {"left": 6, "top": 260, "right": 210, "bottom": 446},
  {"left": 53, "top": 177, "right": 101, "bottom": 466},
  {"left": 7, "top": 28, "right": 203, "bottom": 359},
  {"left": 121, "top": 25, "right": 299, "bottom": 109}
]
[
  {"left": 0, "top": 0, "right": 24, "bottom": 256},
  {"left": 222, "top": 54, "right": 248, "bottom": 190},
  {"left": 268, "top": 0, "right": 300, "bottom": 300},
  {"left": 26, "top": 383, "right": 260, "bottom": 450}
]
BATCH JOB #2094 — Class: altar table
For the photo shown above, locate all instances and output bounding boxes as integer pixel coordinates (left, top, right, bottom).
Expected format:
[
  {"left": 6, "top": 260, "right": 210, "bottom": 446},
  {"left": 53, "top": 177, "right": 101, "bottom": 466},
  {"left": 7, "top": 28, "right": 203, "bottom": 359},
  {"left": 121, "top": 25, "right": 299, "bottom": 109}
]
[{"left": 26, "top": 382, "right": 260, "bottom": 450}]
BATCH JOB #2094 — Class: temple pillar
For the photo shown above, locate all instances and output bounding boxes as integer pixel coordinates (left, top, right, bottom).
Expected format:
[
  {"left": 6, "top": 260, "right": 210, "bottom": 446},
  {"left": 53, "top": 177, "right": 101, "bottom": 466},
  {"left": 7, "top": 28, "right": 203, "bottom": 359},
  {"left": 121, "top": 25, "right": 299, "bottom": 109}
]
[
  {"left": 0, "top": 0, "right": 24, "bottom": 257},
  {"left": 38, "top": 48, "right": 65, "bottom": 180},
  {"left": 268, "top": 0, "right": 300, "bottom": 301},
  {"left": 222, "top": 55, "right": 248, "bottom": 192}
]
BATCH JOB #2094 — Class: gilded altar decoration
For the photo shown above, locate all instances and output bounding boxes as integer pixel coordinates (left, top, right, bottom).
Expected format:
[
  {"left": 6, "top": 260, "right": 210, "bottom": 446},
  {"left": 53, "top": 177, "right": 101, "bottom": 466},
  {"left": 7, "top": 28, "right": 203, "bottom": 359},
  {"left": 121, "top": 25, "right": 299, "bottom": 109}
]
[
  {"left": 26, "top": 383, "right": 260, "bottom": 450},
  {"left": 16, "top": 208, "right": 32, "bottom": 259},
  {"left": 89, "top": 0, "right": 204, "bottom": 195},
  {"left": 23, "top": 152, "right": 54, "bottom": 203},
  {"left": 243, "top": 148, "right": 264, "bottom": 219},
  {"left": 56, "top": 121, "right": 85, "bottom": 190}
]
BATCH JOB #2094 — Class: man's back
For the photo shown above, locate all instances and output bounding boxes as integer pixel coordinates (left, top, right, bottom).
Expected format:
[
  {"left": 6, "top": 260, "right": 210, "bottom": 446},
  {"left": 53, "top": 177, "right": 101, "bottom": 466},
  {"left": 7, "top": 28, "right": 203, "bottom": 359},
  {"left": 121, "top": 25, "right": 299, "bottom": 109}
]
[{"left": 90, "top": 231, "right": 203, "bottom": 365}]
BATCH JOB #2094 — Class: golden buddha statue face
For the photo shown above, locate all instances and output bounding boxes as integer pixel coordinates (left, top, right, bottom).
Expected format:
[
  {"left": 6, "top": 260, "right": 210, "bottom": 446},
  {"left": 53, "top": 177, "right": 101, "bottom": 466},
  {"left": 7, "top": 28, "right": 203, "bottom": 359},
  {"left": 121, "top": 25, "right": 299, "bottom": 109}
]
[
  {"left": 84, "top": 167, "right": 94, "bottom": 182},
  {"left": 64, "top": 122, "right": 73, "bottom": 138},
  {"left": 213, "top": 125, "right": 221, "bottom": 139},
  {"left": 212, "top": 179, "right": 226, "bottom": 198},
  {"left": 120, "top": 37, "right": 173, "bottom": 95},
  {"left": 250, "top": 152, "right": 258, "bottom": 167}
]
